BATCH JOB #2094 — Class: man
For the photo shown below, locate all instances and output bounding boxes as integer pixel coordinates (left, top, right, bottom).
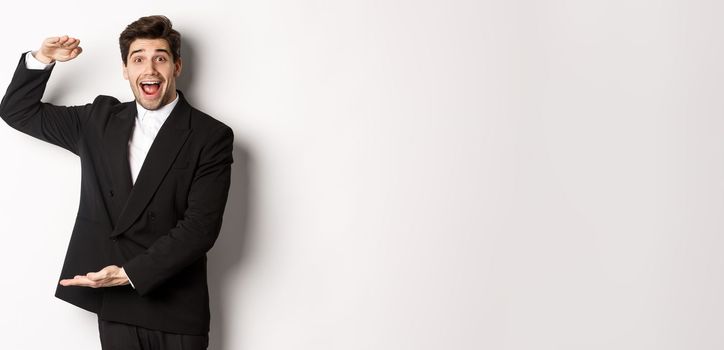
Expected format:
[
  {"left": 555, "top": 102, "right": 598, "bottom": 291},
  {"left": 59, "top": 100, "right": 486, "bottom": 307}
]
[{"left": 0, "top": 15, "right": 233, "bottom": 349}]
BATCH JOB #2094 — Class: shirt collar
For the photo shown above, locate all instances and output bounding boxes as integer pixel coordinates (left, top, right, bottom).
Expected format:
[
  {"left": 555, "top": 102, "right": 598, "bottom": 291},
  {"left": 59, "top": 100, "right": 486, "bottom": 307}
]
[{"left": 135, "top": 93, "right": 180, "bottom": 123}]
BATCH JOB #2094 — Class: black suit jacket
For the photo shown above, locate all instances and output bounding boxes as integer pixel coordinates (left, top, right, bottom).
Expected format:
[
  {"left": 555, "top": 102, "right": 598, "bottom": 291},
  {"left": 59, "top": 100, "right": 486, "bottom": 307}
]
[{"left": 0, "top": 53, "right": 233, "bottom": 335}]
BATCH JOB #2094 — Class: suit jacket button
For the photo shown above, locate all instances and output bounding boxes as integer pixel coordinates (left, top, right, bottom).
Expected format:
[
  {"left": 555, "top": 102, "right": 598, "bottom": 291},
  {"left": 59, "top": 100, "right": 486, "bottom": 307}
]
[
  {"left": 109, "top": 190, "right": 115, "bottom": 197},
  {"left": 149, "top": 212, "right": 156, "bottom": 220}
]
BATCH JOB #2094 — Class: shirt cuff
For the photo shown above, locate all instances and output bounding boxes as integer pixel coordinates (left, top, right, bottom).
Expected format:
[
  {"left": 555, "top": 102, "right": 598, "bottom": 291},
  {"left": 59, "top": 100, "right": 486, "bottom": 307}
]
[
  {"left": 25, "top": 51, "right": 54, "bottom": 70},
  {"left": 121, "top": 267, "right": 135, "bottom": 289}
]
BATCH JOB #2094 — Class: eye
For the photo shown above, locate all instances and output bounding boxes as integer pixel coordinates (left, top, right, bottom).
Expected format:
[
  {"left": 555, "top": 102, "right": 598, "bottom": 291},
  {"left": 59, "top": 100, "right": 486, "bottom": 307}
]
[
  {"left": 132, "top": 56, "right": 143, "bottom": 63},
  {"left": 155, "top": 56, "right": 167, "bottom": 62}
]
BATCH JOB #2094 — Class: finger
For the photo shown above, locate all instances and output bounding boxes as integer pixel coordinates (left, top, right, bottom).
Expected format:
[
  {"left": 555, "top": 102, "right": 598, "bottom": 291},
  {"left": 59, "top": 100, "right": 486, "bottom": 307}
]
[
  {"left": 68, "top": 47, "right": 83, "bottom": 59},
  {"left": 87, "top": 268, "right": 111, "bottom": 281},
  {"left": 44, "top": 36, "right": 60, "bottom": 45},
  {"left": 65, "top": 38, "right": 80, "bottom": 49},
  {"left": 56, "top": 36, "right": 69, "bottom": 47},
  {"left": 60, "top": 276, "right": 94, "bottom": 287}
]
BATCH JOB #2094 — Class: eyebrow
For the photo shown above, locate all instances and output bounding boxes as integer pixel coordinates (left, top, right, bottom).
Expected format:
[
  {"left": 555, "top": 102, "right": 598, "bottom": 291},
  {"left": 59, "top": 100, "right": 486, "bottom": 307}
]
[{"left": 129, "top": 48, "right": 171, "bottom": 57}]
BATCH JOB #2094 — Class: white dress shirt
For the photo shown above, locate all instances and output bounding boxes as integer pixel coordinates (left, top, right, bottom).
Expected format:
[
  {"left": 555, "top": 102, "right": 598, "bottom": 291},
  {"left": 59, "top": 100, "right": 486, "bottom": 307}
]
[
  {"left": 129, "top": 94, "right": 178, "bottom": 183},
  {"left": 25, "top": 51, "right": 55, "bottom": 70},
  {"left": 25, "top": 51, "right": 179, "bottom": 289}
]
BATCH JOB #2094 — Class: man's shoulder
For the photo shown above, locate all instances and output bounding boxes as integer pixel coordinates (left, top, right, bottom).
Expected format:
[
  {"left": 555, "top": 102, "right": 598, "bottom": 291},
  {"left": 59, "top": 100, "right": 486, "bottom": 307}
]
[
  {"left": 91, "top": 95, "right": 124, "bottom": 108},
  {"left": 186, "top": 103, "right": 232, "bottom": 137},
  {"left": 75, "top": 95, "right": 131, "bottom": 125},
  {"left": 85, "top": 95, "right": 130, "bottom": 116}
]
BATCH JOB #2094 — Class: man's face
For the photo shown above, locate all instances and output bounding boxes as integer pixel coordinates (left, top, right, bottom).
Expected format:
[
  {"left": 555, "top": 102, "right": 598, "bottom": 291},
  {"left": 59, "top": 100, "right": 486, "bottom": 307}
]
[{"left": 123, "top": 38, "right": 182, "bottom": 110}]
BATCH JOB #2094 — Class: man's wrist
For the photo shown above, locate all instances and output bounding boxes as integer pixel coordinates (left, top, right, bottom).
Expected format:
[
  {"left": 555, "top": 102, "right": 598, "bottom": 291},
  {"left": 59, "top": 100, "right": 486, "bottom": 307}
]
[
  {"left": 25, "top": 51, "right": 54, "bottom": 70},
  {"left": 32, "top": 50, "right": 54, "bottom": 64}
]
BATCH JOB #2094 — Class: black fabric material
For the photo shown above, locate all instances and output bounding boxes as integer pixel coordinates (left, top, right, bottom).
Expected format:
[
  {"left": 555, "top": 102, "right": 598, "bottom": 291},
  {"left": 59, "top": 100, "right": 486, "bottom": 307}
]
[
  {"left": 99, "top": 318, "right": 209, "bottom": 350},
  {"left": 0, "top": 53, "right": 234, "bottom": 335}
]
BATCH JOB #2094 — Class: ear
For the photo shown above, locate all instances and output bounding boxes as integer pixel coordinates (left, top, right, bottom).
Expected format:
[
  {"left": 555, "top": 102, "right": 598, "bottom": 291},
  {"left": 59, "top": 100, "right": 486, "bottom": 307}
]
[
  {"left": 122, "top": 63, "right": 129, "bottom": 80},
  {"left": 174, "top": 58, "right": 182, "bottom": 77}
]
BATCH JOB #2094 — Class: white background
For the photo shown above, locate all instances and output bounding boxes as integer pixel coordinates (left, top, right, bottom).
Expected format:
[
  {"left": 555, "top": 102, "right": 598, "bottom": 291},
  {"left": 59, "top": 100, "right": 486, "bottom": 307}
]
[{"left": 1, "top": 1, "right": 723, "bottom": 349}]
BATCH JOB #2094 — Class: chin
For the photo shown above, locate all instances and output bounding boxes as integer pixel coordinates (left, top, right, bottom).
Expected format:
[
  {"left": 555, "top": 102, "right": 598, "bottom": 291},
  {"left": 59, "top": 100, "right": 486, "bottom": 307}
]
[
  {"left": 136, "top": 99, "right": 161, "bottom": 110},
  {"left": 133, "top": 89, "right": 166, "bottom": 110}
]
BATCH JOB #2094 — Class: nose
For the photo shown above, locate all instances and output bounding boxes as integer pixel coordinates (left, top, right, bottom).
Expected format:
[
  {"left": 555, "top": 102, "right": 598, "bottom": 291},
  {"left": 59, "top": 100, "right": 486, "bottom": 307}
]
[{"left": 141, "top": 60, "right": 159, "bottom": 75}]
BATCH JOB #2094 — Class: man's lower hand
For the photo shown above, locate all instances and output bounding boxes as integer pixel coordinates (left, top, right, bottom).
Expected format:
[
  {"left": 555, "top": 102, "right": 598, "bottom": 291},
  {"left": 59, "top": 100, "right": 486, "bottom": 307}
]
[{"left": 59, "top": 265, "right": 130, "bottom": 288}]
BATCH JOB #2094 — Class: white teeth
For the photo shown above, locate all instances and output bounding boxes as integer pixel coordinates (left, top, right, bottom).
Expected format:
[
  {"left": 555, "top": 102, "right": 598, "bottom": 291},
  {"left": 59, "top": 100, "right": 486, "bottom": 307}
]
[{"left": 140, "top": 82, "right": 160, "bottom": 85}]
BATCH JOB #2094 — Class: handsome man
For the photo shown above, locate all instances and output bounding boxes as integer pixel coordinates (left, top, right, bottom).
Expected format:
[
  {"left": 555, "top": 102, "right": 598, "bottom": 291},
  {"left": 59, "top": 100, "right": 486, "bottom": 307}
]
[{"left": 0, "top": 16, "right": 232, "bottom": 349}]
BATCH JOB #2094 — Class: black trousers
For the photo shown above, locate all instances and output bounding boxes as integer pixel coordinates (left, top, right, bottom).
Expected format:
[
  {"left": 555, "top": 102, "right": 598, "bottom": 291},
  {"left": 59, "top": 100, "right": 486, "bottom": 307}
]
[{"left": 98, "top": 318, "right": 209, "bottom": 350}]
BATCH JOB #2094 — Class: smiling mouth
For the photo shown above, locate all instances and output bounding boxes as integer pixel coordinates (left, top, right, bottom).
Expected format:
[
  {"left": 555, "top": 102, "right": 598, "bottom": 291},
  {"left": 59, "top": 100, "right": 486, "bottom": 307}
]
[{"left": 140, "top": 81, "right": 161, "bottom": 96}]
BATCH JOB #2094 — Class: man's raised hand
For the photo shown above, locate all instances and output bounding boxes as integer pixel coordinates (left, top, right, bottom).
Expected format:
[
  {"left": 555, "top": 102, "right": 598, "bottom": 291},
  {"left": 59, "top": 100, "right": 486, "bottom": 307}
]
[{"left": 34, "top": 35, "right": 83, "bottom": 64}]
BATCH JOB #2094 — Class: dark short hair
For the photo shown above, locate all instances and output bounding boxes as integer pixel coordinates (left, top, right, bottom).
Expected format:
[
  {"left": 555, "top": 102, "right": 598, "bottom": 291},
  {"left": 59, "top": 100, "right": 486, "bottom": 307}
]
[{"left": 119, "top": 15, "right": 181, "bottom": 65}]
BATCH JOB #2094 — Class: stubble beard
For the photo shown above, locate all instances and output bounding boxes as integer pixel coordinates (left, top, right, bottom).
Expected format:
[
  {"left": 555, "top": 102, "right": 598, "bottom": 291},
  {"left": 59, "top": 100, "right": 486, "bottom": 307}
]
[{"left": 133, "top": 87, "right": 164, "bottom": 111}]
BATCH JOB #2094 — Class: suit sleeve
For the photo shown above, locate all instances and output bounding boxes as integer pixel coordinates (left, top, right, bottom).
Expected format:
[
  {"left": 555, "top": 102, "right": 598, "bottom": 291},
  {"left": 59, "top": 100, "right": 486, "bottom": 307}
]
[
  {"left": 0, "top": 52, "right": 91, "bottom": 155},
  {"left": 122, "top": 125, "right": 234, "bottom": 296}
]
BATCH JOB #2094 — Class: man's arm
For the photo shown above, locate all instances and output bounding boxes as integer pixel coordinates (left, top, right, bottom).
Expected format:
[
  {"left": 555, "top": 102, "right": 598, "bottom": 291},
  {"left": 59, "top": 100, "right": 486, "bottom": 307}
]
[
  {"left": 0, "top": 36, "right": 88, "bottom": 154},
  {"left": 122, "top": 126, "right": 234, "bottom": 296}
]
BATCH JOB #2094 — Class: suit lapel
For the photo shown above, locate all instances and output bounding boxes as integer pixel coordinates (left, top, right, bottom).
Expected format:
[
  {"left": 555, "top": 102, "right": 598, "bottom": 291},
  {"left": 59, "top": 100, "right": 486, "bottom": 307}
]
[
  {"left": 111, "top": 93, "right": 193, "bottom": 237},
  {"left": 104, "top": 102, "right": 135, "bottom": 211}
]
